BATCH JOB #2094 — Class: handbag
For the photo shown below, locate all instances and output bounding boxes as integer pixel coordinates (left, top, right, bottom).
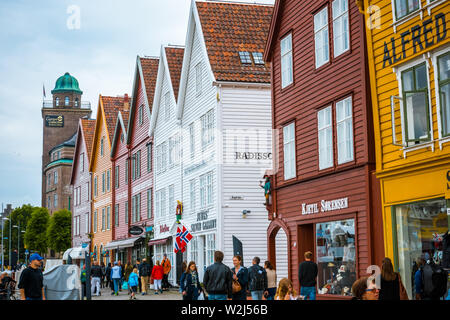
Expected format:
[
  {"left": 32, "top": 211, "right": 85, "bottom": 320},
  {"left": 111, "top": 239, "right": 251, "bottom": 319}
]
[
  {"left": 122, "top": 281, "right": 129, "bottom": 290},
  {"left": 397, "top": 273, "right": 409, "bottom": 300},
  {"left": 232, "top": 269, "right": 242, "bottom": 294}
]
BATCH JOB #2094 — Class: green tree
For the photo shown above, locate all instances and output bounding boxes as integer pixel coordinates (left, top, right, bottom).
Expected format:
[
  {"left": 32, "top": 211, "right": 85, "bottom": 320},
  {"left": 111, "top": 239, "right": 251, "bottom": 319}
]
[
  {"left": 47, "top": 209, "right": 72, "bottom": 255},
  {"left": 24, "top": 207, "right": 50, "bottom": 256},
  {"left": 2, "top": 204, "right": 35, "bottom": 263}
]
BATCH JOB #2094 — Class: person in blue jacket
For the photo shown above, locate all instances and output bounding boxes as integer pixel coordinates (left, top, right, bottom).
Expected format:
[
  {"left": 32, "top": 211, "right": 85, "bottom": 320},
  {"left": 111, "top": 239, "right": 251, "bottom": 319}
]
[
  {"left": 230, "top": 255, "right": 248, "bottom": 300},
  {"left": 180, "top": 261, "right": 202, "bottom": 300},
  {"left": 128, "top": 268, "right": 139, "bottom": 300},
  {"left": 111, "top": 261, "right": 122, "bottom": 296}
]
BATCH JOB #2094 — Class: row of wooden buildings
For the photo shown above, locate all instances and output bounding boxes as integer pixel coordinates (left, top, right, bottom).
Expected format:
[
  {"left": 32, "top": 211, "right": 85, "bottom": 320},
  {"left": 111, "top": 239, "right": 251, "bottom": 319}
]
[{"left": 48, "top": 0, "right": 449, "bottom": 299}]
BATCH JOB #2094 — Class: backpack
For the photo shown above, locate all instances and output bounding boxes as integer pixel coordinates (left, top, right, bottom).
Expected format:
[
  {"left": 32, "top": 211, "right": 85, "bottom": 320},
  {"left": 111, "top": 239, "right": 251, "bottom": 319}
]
[
  {"left": 421, "top": 262, "right": 448, "bottom": 298},
  {"left": 252, "top": 266, "right": 265, "bottom": 291}
]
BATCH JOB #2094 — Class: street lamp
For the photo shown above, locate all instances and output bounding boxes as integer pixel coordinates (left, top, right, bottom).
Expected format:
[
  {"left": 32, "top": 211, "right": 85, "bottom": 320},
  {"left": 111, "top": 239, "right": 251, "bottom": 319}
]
[
  {"left": 1, "top": 217, "right": 9, "bottom": 271},
  {"left": 13, "top": 221, "right": 21, "bottom": 266}
]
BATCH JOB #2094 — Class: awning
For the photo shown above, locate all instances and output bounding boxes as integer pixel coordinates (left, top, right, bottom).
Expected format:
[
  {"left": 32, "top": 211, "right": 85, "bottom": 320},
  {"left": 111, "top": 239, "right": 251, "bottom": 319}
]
[
  {"left": 148, "top": 237, "right": 171, "bottom": 246},
  {"left": 104, "top": 236, "right": 144, "bottom": 250}
]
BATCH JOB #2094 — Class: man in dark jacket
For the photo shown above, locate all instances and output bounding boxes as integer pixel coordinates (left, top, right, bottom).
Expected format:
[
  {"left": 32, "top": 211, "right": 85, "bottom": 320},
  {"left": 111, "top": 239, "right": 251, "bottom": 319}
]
[
  {"left": 139, "top": 258, "right": 150, "bottom": 295},
  {"left": 298, "top": 251, "right": 318, "bottom": 300},
  {"left": 248, "top": 256, "right": 268, "bottom": 300},
  {"left": 203, "top": 251, "right": 232, "bottom": 300},
  {"left": 90, "top": 261, "right": 103, "bottom": 296},
  {"left": 18, "top": 253, "right": 45, "bottom": 300}
]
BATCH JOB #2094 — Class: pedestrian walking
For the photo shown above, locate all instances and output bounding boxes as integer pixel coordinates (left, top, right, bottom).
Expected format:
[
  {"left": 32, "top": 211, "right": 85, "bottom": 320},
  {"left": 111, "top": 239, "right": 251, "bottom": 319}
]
[
  {"left": 248, "top": 256, "right": 267, "bottom": 300},
  {"left": 179, "top": 261, "right": 188, "bottom": 295},
  {"left": 151, "top": 260, "right": 164, "bottom": 295},
  {"left": 100, "top": 262, "right": 106, "bottom": 288},
  {"left": 298, "top": 251, "right": 318, "bottom": 300},
  {"left": 264, "top": 261, "right": 277, "bottom": 300},
  {"left": 414, "top": 256, "right": 426, "bottom": 300},
  {"left": 118, "top": 260, "right": 123, "bottom": 291},
  {"left": 231, "top": 255, "right": 248, "bottom": 300},
  {"left": 90, "top": 260, "right": 102, "bottom": 296},
  {"left": 379, "top": 257, "right": 408, "bottom": 300},
  {"left": 111, "top": 261, "right": 122, "bottom": 296},
  {"left": 80, "top": 265, "right": 87, "bottom": 300},
  {"left": 275, "top": 278, "right": 297, "bottom": 300},
  {"left": 17, "top": 253, "right": 45, "bottom": 300},
  {"left": 203, "top": 251, "right": 232, "bottom": 301},
  {"left": 135, "top": 259, "right": 141, "bottom": 293},
  {"left": 128, "top": 268, "right": 139, "bottom": 300},
  {"left": 105, "top": 262, "right": 113, "bottom": 294},
  {"left": 351, "top": 277, "right": 379, "bottom": 300},
  {"left": 180, "top": 261, "right": 202, "bottom": 300},
  {"left": 161, "top": 254, "right": 172, "bottom": 291},
  {"left": 139, "top": 258, "right": 151, "bottom": 295}
]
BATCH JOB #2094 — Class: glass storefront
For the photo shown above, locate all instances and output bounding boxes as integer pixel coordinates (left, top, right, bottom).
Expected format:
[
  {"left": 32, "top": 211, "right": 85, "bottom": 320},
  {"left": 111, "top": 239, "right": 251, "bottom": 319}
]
[
  {"left": 395, "top": 198, "right": 449, "bottom": 299},
  {"left": 316, "top": 218, "right": 356, "bottom": 296}
]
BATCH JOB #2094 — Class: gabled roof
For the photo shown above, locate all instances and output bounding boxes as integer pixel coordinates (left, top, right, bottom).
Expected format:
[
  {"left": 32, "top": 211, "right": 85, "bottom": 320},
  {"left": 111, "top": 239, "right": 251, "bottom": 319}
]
[
  {"left": 127, "top": 56, "right": 159, "bottom": 145},
  {"left": 89, "top": 95, "right": 126, "bottom": 171},
  {"left": 149, "top": 45, "right": 185, "bottom": 136},
  {"left": 70, "top": 118, "right": 95, "bottom": 185},
  {"left": 196, "top": 0, "right": 273, "bottom": 83},
  {"left": 110, "top": 110, "right": 130, "bottom": 159},
  {"left": 264, "top": 0, "right": 282, "bottom": 62}
]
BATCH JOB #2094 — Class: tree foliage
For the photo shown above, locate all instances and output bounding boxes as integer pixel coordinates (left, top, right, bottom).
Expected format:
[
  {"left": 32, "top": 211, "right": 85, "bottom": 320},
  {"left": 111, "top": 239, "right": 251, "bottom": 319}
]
[
  {"left": 47, "top": 209, "right": 72, "bottom": 254},
  {"left": 24, "top": 207, "right": 50, "bottom": 255}
]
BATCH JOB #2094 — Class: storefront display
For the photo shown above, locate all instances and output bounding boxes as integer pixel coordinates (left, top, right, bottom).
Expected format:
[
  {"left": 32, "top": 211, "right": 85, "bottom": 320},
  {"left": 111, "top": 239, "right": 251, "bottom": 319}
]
[
  {"left": 316, "top": 219, "right": 356, "bottom": 296},
  {"left": 394, "top": 198, "right": 450, "bottom": 298}
]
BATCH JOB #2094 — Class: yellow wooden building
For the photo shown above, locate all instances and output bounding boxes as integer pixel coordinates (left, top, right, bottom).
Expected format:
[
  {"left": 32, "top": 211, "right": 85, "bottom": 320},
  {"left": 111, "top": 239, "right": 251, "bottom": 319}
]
[{"left": 361, "top": 0, "right": 449, "bottom": 299}]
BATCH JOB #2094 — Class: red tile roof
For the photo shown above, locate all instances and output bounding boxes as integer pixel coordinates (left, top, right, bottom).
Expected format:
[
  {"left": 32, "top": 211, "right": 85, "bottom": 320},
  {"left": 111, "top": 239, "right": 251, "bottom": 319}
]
[
  {"left": 195, "top": 1, "right": 273, "bottom": 83},
  {"left": 101, "top": 96, "right": 126, "bottom": 144},
  {"left": 139, "top": 57, "right": 160, "bottom": 111},
  {"left": 165, "top": 47, "right": 185, "bottom": 100},
  {"left": 80, "top": 119, "right": 96, "bottom": 161}
]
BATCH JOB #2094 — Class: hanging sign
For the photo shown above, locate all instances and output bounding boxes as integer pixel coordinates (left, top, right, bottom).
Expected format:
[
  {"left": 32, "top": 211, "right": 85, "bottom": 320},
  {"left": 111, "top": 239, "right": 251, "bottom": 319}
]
[{"left": 129, "top": 225, "right": 144, "bottom": 235}]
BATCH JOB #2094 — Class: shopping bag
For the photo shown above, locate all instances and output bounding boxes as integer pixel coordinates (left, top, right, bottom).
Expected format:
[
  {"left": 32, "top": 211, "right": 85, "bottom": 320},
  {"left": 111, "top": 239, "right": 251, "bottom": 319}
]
[{"left": 122, "top": 281, "right": 128, "bottom": 290}]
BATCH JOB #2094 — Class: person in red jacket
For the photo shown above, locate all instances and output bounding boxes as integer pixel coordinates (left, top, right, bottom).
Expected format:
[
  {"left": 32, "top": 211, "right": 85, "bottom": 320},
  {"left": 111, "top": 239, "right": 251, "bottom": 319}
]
[{"left": 151, "top": 260, "right": 164, "bottom": 295}]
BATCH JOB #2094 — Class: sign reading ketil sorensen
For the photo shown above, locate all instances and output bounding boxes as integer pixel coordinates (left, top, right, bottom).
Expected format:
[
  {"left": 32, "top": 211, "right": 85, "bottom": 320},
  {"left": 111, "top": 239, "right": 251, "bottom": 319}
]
[
  {"left": 302, "top": 197, "right": 349, "bottom": 215},
  {"left": 45, "top": 115, "right": 64, "bottom": 127}
]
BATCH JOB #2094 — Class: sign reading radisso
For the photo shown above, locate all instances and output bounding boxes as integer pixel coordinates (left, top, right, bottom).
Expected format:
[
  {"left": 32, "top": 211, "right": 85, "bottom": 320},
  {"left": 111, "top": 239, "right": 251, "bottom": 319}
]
[
  {"left": 301, "top": 197, "right": 349, "bottom": 215},
  {"left": 45, "top": 115, "right": 64, "bottom": 127}
]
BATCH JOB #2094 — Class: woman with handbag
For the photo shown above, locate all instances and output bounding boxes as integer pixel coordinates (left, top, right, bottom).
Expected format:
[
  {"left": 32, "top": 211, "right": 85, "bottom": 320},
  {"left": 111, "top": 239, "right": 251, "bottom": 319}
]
[
  {"left": 180, "top": 261, "right": 202, "bottom": 300},
  {"left": 379, "top": 257, "right": 409, "bottom": 300},
  {"left": 230, "top": 255, "right": 248, "bottom": 300}
]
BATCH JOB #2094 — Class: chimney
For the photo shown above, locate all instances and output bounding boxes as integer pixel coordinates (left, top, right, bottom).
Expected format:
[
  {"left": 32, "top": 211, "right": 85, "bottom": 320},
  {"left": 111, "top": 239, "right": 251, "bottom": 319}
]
[{"left": 124, "top": 93, "right": 129, "bottom": 111}]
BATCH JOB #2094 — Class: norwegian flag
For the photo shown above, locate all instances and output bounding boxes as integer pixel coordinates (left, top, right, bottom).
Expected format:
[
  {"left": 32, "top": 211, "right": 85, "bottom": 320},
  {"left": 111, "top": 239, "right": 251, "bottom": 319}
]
[{"left": 174, "top": 225, "right": 193, "bottom": 253}]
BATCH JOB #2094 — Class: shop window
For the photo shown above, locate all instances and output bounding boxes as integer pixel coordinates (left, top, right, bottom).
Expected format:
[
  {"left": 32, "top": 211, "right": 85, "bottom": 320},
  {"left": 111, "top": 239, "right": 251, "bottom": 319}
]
[
  {"left": 55, "top": 97, "right": 60, "bottom": 106},
  {"left": 281, "top": 33, "right": 293, "bottom": 88},
  {"left": 394, "top": 0, "right": 420, "bottom": 21},
  {"left": 147, "top": 143, "right": 152, "bottom": 173},
  {"left": 93, "top": 210, "right": 97, "bottom": 233},
  {"left": 102, "top": 208, "right": 105, "bottom": 231},
  {"left": 147, "top": 188, "right": 152, "bottom": 219},
  {"left": 401, "top": 63, "right": 431, "bottom": 145},
  {"left": 190, "top": 237, "right": 198, "bottom": 266},
  {"left": 115, "top": 204, "right": 119, "bottom": 227},
  {"left": 314, "top": 7, "right": 329, "bottom": 69},
  {"left": 316, "top": 219, "right": 356, "bottom": 296},
  {"left": 283, "top": 122, "right": 296, "bottom": 180},
  {"left": 438, "top": 52, "right": 450, "bottom": 137},
  {"left": 332, "top": 0, "right": 349, "bottom": 58},
  {"left": 189, "top": 123, "right": 195, "bottom": 159},
  {"left": 138, "top": 105, "right": 143, "bottom": 125},
  {"left": 115, "top": 165, "right": 119, "bottom": 189},
  {"left": 318, "top": 106, "right": 333, "bottom": 169},
  {"left": 125, "top": 201, "right": 128, "bottom": 224},
  {"left": 394, "top": 198, "right": 449, "bottom": 299},
  {"left": 107, "top": 206, "right": 111, "bottom": 230},
  {"left": 190, "top": 179, "right": 196, "bottom": 213},
  {"left": 206, "top": 234, "right": 216, "bottom": 267}
]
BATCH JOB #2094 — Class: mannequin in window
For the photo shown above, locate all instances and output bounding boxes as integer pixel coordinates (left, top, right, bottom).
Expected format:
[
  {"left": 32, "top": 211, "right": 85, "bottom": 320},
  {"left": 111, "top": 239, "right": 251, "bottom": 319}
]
[
  {"left": 176, "top": 200, "right": 183, "bottom": 224},
  {"left": 259, "top": 175, "right": 272, "bottom": 206}
]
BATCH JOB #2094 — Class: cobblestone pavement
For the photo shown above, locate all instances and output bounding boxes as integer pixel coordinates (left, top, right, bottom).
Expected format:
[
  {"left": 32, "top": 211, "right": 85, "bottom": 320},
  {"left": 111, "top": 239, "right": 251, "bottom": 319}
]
[{"left": 89, "top": 288, "right": 182, "bottom": 300}]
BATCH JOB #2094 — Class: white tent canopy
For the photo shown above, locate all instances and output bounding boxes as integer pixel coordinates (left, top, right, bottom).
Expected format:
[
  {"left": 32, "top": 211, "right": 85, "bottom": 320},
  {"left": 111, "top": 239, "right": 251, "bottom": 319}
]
[
  {"left": 104, "top": 236, "right": 144, "bottom": 250},
  {"left": 62, "top": 247, "right": 88, "bottom": 261}
]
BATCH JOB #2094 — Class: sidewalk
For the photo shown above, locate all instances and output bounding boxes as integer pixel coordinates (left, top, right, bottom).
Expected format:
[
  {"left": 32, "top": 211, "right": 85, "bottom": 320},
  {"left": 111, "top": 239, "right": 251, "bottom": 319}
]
[{"left": 89, "top": 288, "right": 182, "bottom": 301}]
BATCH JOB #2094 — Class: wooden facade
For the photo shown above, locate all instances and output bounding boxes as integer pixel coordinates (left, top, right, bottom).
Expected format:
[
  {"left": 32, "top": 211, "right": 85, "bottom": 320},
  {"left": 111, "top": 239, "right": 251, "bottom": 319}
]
[{"left": 264, "top": 0, "right": 384, "bottom": 298}]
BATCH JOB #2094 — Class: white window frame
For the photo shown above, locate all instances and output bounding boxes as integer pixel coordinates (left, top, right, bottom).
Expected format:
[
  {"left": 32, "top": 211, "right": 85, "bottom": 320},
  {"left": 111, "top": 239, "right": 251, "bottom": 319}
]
[
  {"left": 161, "top": 188, "right": 166, "bottom": 217},
  {"left": 107, "top": 206, "right": 111, "bottom": 230},
  {"left": 147, "top": 188, "right": 152, "bottom": 219},
  {"left": 391, "top": 0, "right": 422, "bottom": 31},
  {"left": 201, "top": 109, "right": 215, "bottom": 149},
  {"left": 283, "top": 122, "right": 296, "bottom": 180},
  {"left": 200, "top": 175, "right": 206, "bottom": 208},
  {"left": 54, "top": 171, "right": 58, "bottom": 185},
  {"left": 85, "top": 213, "right": 89, "bottom": 234},
  {"left": 94, "top": 210, "right": 97, "bottom": 233},
  {"left": 336, "top": 96, "right": 354, "bottom": 164},
  {"left": 318, "top": 106, "right": 334, "bottom": 170},
  {"left": 54, "top": 194, "right": 58, "bottom": 208},
  {"left": 102, "top": 208, "right": 105, "bottom": 231},
  {"left": 115, "top": 204, "right": 119, "bottom": 227},
  {"left": 281, "top": 33, "right": 293, "bottom": 88},
  {"left": 156, "top": 190, "right": 161, "bottom": 218},
  {"left": 139, "top": 105, "right": 144, "bottom": 125},
  {"left": 125, "top": 201, "right": 129, "bottom": 224},
  {"left": 314, "top": 6, "right": 330, "bottom": 69},
  {"left": 332, "top": 0, "right": 350, "bottom": 58},
  {"left": 189, "top": 123, "right": 195, "bottom": 159}
]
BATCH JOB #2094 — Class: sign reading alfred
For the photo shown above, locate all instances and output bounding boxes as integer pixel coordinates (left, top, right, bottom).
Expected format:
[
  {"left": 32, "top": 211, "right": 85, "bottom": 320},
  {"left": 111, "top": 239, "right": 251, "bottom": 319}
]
[
  {"left": 302, "top": 197, "right": 349, "bottom": 215},
  {"left": 45, "top": 115, "right": 64, "bottom": 127}
]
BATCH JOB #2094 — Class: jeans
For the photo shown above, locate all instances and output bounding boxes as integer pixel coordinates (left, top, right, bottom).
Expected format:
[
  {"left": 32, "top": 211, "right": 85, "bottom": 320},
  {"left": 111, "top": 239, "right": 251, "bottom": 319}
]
[
  {"left": 26, "top": 297, "right": 43, "bottom": 300},
  {"left": 251, "top": 290, "right": 264, "bottom": 300},
  {"left": 266, "top": 287, "right": 276, "bottom": 300},
  {"left": 113, "top": 279, "right": 120, "bottom": 294},
  {"left": 91, "top": 277, "right": 101, "bottom": 296},
  {"left": 300, "top": 286, "right": 316, "bottom": 300},
  {"left": 208, "top": 294, "right": 227, "bottom": 300},
  {"left": 154, "top": 279, "right": 162, "bottom": 291}
]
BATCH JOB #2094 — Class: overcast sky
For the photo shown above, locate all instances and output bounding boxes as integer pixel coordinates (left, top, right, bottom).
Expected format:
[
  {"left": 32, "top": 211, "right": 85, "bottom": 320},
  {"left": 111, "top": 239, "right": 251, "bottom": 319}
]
[{"left": 0, "top": 0, "right": 274, "bottom": 210}]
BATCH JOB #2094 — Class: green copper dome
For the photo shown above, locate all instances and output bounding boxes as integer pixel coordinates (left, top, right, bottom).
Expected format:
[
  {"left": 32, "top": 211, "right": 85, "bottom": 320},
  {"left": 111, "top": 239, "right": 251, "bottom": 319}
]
[{"left": 51, "top": 72, "right": 83, "bottom": 94}]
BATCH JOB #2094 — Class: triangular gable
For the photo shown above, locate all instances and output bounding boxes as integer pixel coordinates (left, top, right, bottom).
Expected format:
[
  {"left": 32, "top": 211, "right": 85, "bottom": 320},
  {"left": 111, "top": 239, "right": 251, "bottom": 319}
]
[
  {"left": 70, "top": 118, "right": 95, "bottom": 185},
  {"left": 263, "top": 0, "right": 282, "bottom": 62},
  {"left": 176, "top": 0, "right": 216, "bottom": 121},
  {"left": 110, "top": 110, "right": 130, "bottom": 159},
  {"left": 149, "top": 45, "right": 185, "bottom": 137},
  {"left": 127, "top": 56, "right": 159, "bottom": 145}
]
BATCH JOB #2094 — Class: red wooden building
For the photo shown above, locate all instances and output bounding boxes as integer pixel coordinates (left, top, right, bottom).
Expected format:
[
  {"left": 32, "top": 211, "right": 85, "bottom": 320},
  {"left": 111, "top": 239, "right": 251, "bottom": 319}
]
[{"left": 264, "top": 0, "right": 384, "bottom": 299}]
